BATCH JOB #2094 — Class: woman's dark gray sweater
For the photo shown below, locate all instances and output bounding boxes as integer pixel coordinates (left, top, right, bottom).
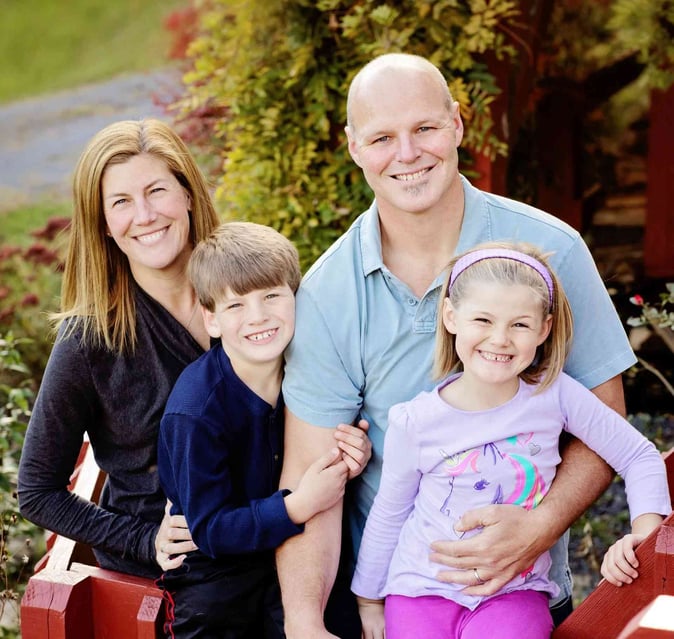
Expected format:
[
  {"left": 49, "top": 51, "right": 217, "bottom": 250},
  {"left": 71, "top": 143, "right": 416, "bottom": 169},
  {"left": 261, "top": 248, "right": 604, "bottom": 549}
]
[{"left": 18, "top": 285, "right": 205, "bottom": 578}]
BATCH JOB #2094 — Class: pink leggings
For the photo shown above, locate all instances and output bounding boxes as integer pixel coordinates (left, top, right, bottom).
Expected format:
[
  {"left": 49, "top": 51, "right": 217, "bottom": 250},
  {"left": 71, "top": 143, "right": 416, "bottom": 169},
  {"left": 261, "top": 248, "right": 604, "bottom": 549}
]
[{"left": 385, "top": 591, "right": 554, "bottom": 639}]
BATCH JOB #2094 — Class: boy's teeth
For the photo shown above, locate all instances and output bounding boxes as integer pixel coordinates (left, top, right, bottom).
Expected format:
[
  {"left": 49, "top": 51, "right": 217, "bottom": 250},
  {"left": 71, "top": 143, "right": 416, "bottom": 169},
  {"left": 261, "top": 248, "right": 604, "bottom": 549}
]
[{"left": 250, "top": 329, "right": 274, "bottom": 341}]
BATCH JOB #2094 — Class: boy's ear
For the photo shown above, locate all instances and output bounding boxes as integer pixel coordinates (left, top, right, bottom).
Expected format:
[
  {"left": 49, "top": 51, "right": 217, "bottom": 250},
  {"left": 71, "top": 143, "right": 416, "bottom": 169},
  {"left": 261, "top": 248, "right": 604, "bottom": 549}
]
[
  {"left": 201, "top": 306, "right": 221, "bottom": 339},
  {"left": 442, "top": 298, "right": 458, "bottom": 334}
]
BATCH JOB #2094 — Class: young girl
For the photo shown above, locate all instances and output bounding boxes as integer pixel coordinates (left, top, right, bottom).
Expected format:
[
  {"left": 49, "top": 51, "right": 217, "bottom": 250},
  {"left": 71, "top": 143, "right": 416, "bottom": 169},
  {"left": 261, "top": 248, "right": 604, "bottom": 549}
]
[{"left": 351, "top": 242, "right": 671, "bottom": 639}]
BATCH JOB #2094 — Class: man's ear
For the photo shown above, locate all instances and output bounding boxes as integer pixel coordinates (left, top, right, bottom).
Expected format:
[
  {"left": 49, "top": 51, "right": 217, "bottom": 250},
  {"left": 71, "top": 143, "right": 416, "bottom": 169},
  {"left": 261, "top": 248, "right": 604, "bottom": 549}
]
[
  {"left": 345, "top": 125, "right": 363, "bottom": 168},
  {"left": 442, "top": 298, "right": 458, "bottom": 334},
  {"left": 202, "top": 307, "right": 221, "bottom": 339},
  {"left": 450, "top": 100, "right": 464, "bottom": 148}
]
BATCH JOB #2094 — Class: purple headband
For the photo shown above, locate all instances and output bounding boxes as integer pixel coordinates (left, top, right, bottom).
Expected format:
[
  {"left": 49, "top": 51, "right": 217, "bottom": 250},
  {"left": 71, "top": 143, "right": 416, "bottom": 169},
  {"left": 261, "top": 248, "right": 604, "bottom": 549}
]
[{"left": 448, "top": 248, "right": 554, "bottom": 310}]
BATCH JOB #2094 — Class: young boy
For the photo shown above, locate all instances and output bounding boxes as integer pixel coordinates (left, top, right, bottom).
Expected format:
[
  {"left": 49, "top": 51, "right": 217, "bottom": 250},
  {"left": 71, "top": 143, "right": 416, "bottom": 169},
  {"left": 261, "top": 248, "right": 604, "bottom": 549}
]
[{"left": 157, "top": 222, "right": 368, "bottom": 638}]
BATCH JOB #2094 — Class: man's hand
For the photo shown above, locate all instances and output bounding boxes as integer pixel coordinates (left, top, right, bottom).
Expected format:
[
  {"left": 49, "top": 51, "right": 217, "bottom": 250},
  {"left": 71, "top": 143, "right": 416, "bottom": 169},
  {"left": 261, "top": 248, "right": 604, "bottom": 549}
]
[
  {"left": 429, "top": 504, "right": 555, "bottom": 596},
  {"left": 154, "top": 500, "right": 198, "bottom": 571},
  {"left": 334, "top": 418, "right": 371, "bottom": 479},
  {"left": 357, "top": 597, "right": 386, "bottom": 639}
]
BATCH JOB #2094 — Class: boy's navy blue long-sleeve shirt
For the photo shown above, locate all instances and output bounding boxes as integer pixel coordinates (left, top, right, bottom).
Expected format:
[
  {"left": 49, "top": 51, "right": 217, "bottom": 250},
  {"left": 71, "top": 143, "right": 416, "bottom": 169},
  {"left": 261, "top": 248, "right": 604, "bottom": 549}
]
[{"left": 157, "top": 344, "right": 302, "bottom": 564}]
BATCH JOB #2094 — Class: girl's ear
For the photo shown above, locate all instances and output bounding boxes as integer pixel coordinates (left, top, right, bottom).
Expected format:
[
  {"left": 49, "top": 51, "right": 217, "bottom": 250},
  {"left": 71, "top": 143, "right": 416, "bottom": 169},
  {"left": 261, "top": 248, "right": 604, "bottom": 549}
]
[
  {"left": 202, "top": 306, "right": 221, "bottom": 339},
  {"left": 442, "top": 298, "right": 458, "bottom": 334},
  {"left": 537, "top": 313, "right": 553, "bottom": 345}
]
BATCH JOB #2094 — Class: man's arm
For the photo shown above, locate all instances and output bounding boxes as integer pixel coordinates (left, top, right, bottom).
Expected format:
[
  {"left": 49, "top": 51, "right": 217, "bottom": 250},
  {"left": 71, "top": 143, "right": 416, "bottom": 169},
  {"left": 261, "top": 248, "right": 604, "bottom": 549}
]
[
  {"left": 276, "top": 410, "right": 343, "bottom": 639},
  {"left": 429, "top": 374, "right": 625, "bottom": 595},
  {"left": 590, "top": 374, "right": 626, "bottom": 417}
]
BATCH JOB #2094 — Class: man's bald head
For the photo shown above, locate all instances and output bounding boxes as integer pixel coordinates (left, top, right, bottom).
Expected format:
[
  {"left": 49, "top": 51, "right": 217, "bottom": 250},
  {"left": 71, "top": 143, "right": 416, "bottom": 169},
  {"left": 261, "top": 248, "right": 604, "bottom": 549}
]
[{"left": 346, "top": 53, "right": 454, "bottom": 132}]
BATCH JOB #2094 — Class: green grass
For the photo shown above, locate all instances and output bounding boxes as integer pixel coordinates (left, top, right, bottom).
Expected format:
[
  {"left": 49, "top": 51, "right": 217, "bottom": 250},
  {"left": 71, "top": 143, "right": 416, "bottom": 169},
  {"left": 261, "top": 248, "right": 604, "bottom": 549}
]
[
  {"left": 0, "top": 0, "right": 187, "bottom": 104},
  {"left": 0, "top": 201, "right": 71, "bottom": 247}
]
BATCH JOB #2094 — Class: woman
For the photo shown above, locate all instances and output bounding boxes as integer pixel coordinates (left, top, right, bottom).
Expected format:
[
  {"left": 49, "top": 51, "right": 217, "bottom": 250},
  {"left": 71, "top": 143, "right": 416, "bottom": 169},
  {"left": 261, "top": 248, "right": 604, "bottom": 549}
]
[{"left": 18, "top": 119, "right": 219, "bottom": 578}]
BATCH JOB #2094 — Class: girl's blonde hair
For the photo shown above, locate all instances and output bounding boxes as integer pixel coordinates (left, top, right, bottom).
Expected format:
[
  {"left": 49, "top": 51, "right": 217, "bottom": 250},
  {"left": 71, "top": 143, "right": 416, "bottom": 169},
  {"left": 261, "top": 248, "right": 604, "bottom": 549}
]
[
  {"left": 53, "top": 119, "right": 219, "bottom": 354},
  {"left": 433, "top": 241, "right": 573, "bottom": 392},
  {"left": 188, "top": 222, "right": 301, "bottom": 312}
]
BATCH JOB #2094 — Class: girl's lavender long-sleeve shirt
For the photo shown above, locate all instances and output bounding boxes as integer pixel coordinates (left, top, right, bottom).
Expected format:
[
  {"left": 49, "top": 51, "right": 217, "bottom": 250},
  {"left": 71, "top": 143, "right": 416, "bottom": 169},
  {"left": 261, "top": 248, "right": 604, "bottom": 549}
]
[{"left": 352, "top": 373, "right": 671, "bottom": 610}]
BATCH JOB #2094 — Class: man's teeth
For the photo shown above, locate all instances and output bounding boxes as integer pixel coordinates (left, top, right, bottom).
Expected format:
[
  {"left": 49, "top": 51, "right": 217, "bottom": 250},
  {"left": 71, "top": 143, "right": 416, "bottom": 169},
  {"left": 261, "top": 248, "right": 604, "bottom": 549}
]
[
  {"left": 481, "top": 352, "right": 512, "bottom": 362},
  {"left": 396, "top": 168, "right": 427, "bottom": 181},
  {"left": 249, "top": 329, "right": 275, "bottom": 341}
]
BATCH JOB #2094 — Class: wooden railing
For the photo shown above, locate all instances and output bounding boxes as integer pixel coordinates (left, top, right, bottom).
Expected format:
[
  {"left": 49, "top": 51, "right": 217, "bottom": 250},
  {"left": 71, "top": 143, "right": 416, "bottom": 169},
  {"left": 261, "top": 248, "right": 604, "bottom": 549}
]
[
  {"left": 20, "top": 441, "right": 164, "bottom": 638},
  {"left": 553, "top": 448, "right": 674, "bottom": 639},
  {"left": 20, "top": 445, "right": 674, "bottom": 638}
]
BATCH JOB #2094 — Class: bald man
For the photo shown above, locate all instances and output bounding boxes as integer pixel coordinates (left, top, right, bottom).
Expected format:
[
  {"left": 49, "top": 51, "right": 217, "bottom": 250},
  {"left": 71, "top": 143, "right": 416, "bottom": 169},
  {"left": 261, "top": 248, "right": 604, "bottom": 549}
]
[{"left": 278, "top": 53, "right": 635, "bottom": 639}]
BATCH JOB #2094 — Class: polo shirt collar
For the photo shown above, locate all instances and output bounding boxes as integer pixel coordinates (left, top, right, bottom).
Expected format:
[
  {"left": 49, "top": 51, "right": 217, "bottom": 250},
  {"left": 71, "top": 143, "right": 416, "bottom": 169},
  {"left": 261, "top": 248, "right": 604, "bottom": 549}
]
[
  {"left": 360, "top": 199, "right": 385, "bottom": 276},
  {"left": 456, "top": 174, "right": 490, "bottom": 253}
]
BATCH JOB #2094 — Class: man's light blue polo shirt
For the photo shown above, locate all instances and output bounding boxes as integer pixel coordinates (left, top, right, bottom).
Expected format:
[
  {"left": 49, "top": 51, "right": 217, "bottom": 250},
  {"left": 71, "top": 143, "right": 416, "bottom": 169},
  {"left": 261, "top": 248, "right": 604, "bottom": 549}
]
[{"left": 282, "top": 175, "right": 636, "bottom": 605}]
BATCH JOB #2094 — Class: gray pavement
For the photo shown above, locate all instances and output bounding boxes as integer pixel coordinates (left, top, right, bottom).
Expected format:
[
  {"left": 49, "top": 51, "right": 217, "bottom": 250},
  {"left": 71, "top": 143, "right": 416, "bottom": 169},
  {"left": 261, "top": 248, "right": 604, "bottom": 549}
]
[{"left": 0, "top": 68, "right": 181, "bottom": 212}]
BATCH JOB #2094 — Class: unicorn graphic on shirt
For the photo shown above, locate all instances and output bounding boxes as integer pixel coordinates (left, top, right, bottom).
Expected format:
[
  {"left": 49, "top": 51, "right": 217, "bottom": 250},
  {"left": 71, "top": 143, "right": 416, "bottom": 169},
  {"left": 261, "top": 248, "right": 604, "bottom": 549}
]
[{"left": 438, "top": 434, "right": 546, "bottom": 520}]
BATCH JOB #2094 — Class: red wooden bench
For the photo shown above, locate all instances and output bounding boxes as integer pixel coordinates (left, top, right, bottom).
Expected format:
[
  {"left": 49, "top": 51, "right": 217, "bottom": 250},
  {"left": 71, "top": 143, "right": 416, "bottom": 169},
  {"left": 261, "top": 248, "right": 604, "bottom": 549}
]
[
  {"left": 553, "top": 448, "right": 674, "bottom": 639},
  {"left": 20, "top": 444, "right": 674, "bottom": 638},
  {"left": 20, "top": 440, "right": 164, "bottom": 638}
]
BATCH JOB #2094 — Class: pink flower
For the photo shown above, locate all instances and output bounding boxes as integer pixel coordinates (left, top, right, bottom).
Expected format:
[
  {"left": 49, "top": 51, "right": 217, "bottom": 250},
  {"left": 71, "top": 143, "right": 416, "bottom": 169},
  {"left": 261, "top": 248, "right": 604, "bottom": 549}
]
[{"left": 630, "top": 295, "right": 644, "bottom": 306}]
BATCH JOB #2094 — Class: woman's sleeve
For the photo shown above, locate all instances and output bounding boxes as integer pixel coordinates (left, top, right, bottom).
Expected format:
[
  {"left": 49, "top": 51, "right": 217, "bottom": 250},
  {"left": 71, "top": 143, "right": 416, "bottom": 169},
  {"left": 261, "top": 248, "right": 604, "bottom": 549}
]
[{"left": 17, "top": 335, "right": 160, "bottom": 567}]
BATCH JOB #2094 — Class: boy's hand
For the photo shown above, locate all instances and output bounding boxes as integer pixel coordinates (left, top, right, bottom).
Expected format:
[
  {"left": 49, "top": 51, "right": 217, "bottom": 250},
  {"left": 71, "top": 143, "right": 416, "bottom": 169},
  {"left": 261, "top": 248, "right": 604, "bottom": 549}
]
[
  {"left": 334, "top": 419, "right": 371, "bottom": 479},
  {"left": 601, "top": 533, "right": 645, "bottom": 586},
  {"left": 155, "top": 500, "right": 198, "bottom": 571},
  {"left": 285, "top": 448, "right": 348, "bottom": 524},
  {"left": 357, "top": 596, "right": 386, "bottom": 639}
]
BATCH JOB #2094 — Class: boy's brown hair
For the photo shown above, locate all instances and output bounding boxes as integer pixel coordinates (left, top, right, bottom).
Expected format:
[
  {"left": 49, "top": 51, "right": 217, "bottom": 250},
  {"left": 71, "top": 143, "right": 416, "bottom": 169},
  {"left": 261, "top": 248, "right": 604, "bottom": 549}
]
[{"left": 188, "top": 222, "right": 301, "bottom": 312}]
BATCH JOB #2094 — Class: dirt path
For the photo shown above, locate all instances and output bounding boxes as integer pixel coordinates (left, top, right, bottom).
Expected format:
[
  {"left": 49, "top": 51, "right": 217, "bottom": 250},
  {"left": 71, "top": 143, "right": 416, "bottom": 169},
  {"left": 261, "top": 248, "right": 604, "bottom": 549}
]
[{"left": 0, "top": 68, "right": 181, "bottom": 212}]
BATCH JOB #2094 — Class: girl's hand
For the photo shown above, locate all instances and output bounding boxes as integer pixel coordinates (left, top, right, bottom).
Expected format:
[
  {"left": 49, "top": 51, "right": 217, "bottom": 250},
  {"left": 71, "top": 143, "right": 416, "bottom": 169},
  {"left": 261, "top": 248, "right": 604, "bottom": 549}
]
[
  {"left": 601, "top": 533, "right": 646, "bottom": 586},
  {"left": 154, "top": 500, "right": 198, "bottom": 571},
  {"left": 357, "top": 597, "right": 386, "bottom": 639},
  {"left": 334, "top": 419, "right": 371, "bottom": 479}
]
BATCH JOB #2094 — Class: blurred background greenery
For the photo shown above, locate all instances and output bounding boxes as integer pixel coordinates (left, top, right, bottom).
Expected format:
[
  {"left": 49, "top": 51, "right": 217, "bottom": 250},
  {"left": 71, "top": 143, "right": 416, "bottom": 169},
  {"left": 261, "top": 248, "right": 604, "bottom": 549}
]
[
  {"left": 0, "top": 0, "right": 185, "bottom": 103},
  {"left": 0, "top": 3, "right": 183, "bottom": 634}
]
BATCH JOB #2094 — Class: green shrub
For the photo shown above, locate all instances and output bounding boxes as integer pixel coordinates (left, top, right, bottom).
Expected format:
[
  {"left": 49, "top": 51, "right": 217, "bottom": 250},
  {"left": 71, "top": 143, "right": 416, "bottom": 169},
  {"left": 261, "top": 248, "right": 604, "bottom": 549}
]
[
  {"left": 0, "top": 334, "right": 42, "bottom": 637},
  {"left": 0, "top": 218, "right": 68, "bottom": 381},
  {"left": 175, "top": 0, "right": 520, "bottom": 269}
]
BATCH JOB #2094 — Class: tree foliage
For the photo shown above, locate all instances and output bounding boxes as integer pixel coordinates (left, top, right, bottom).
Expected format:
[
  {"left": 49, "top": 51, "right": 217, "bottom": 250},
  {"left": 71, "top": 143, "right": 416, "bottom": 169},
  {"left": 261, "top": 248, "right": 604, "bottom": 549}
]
[
  {"left": 176, "top": 0, "right": 521, "bottom": 268},
  {"left": 609, "top": 0, "right": 674, "bottom": 90},
  {"left": 174, "top": 0, "right": 674, "bottom": 269}
]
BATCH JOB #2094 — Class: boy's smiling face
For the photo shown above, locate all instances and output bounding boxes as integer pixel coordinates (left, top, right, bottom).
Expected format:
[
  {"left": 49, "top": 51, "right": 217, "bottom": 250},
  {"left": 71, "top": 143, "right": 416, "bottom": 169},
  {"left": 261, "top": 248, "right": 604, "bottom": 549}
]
[{"left": 202, "top": 284, "right": 296, "bottom": 371}]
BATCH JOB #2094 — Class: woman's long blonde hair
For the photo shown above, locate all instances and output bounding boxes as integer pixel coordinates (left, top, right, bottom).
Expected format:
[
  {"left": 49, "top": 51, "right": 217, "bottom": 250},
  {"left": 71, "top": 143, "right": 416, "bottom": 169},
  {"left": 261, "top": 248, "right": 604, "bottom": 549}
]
[
  {"left": 433, "top": 241, "right": 574, "bottom": 392},
  {"left": 54, "top": 119, "right": 219, "bottom": 354}
]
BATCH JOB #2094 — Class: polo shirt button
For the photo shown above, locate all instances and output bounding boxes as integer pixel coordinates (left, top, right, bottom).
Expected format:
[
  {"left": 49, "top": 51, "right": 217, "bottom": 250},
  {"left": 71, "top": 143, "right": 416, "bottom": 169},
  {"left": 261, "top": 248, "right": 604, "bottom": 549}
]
[{"left": 408, "top": 298, "right": 417, "bottom": 306}]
